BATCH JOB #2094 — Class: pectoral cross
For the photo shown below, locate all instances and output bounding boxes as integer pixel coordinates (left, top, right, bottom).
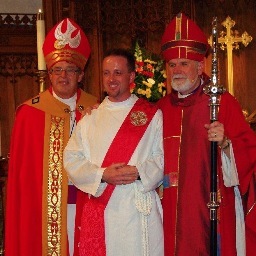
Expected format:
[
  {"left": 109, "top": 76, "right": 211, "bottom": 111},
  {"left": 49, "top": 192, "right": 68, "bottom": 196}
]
[{"left": 208, "top": 16, "right": 252, "bottom": 95}]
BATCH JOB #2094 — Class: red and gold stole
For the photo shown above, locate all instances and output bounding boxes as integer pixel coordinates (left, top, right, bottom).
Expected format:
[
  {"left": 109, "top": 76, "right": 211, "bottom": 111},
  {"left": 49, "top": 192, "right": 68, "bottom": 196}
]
[{"left": 79, "top": 98, "right": 158, "bottom": 256}]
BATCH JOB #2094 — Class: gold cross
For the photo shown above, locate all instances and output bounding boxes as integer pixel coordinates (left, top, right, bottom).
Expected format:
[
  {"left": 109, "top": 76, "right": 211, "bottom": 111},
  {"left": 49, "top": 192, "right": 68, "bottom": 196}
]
[{"left": 208, "top": 16, "right": 252, "bottom": 95}]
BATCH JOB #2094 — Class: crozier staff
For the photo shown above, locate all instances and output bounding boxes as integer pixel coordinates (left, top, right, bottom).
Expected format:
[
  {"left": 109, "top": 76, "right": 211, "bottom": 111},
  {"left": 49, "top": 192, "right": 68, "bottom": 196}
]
[{"left": 203, "top": 17, "right": 226, "bottom": 255}]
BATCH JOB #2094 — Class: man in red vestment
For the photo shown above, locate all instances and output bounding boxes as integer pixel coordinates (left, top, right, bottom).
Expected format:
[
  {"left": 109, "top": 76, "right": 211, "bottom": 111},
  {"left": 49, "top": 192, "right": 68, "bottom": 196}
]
[
  {"left": 158, "top": 12, "right": 256, "bottom": 255},
  {"left": 5, "top": 18, "right": 97, "bottom": 256}
]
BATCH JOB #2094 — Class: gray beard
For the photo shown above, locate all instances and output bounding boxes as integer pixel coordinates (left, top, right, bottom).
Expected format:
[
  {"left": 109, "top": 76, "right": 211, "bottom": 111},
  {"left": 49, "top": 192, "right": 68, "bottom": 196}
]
[
  {"left": 171, "top": 76, "right": 200, "bottom": 95},
  {"left": 171, "top": 78, "right": 193, "bottom": 94}
]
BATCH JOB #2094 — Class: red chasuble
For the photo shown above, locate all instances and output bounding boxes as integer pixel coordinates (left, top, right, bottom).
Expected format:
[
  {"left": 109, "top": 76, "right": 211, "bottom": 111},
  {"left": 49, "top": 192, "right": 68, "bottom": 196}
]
[
  {"left": 5, "top": 88, "right": 97, "bottom": 256},
  {"left": 78, "top": 98, "right": 158, "bottom": 256},
  {"left": 158, "top": 81, "right": 256, "bottom": 256}
]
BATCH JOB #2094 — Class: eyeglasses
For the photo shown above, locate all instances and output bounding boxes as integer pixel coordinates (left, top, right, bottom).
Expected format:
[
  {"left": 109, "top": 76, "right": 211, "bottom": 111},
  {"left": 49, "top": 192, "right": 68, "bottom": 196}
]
[{"left": 49, "top": 67, "right": 81, "bottom": 76}]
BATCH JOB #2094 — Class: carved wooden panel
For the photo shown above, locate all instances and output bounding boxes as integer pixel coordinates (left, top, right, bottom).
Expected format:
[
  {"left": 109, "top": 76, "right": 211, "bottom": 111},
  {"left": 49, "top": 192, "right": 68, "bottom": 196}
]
[
  {"left": 0, "top": 14, "right": 36, "bottom": 53},
  {"left": 0, "top": 54, "right": 37, "bottom": 77},
  {"left": 194, "top": 0, "right": 256, "bottom": 115},
  {"left": 0, "top": 54, "right": 39, "bottom": 156},
  {"left": 53, "top": 0, "right": 175, "bottom": 100},
  {"left": 75, "top": 0, "right": 173, "bottom": 51}
]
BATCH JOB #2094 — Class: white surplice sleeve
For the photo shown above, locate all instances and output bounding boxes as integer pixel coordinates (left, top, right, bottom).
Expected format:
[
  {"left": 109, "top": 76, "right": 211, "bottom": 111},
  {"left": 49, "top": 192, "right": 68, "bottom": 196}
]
[
  {"left": 64, "top": 119, "right": 105, "bottom": 196},
  {"left": 221, "top": 143, "right": 246, "bottom": 256},
  {"left": 133, "top": 109, "right": 164, "bottom": 193},
  {"left": 221, "top": 142, "right": 239, "bottom": 186}
]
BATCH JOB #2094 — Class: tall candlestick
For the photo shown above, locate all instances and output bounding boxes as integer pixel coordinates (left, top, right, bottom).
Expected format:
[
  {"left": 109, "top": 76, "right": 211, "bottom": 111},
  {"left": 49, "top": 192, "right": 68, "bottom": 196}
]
[{"left": 37, "top": 9, "right": 46, "bottom": 71}]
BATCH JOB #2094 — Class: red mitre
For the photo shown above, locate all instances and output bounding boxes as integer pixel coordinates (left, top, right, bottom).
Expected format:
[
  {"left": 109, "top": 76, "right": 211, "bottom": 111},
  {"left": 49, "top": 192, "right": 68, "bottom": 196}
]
[
  {"left": 43, "top": 18, "right": 91, "bottom": 70},
  {"left": 161, "top": 13, "right": 209, "bottom": 62}
]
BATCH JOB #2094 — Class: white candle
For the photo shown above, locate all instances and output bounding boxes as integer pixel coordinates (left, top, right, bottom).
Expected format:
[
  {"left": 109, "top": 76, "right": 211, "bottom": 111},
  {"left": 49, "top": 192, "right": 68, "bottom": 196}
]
[{"left": 36, "top": 9, "right": 46, "bottom": 70}]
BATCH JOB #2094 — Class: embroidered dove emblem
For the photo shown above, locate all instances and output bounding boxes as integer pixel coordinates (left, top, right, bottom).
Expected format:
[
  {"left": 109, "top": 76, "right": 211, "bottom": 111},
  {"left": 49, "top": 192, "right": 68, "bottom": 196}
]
[{"left": 54, "top": 19, "right": 81, "bottom": 49}]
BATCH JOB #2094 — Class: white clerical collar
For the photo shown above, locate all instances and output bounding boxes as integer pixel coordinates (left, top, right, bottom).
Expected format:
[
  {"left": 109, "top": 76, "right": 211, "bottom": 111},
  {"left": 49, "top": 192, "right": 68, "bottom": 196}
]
[
  {"left": 177, "top": 78, "right": 203, "bottom": 98},
  {"left": 105, "top": 94, "right": 137, "bottom": 107},
  {"left": 178, "top": 92, "right": 193, "bottom": 98},
  {"left": 53, "top": 91, "right": 77, "bottom": 110}
]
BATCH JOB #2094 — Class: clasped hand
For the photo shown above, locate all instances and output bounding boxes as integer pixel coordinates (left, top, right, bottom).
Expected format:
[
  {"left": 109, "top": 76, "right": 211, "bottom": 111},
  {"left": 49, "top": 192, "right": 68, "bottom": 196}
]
[{"left": 102, "top": 163, "right": 139, "bottom": 185}]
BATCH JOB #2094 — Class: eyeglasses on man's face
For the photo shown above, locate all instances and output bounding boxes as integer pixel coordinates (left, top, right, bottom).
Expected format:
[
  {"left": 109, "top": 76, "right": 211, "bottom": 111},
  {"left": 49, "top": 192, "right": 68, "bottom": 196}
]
[{"left": 49, "top": 67, "right": 81, "bottom": 76}]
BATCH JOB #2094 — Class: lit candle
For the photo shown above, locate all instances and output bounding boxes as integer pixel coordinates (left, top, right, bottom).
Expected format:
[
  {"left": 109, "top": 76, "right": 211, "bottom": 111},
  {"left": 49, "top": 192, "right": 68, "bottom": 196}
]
[{"left": 36, "top": 9, "right": 46, "bottom": 70}]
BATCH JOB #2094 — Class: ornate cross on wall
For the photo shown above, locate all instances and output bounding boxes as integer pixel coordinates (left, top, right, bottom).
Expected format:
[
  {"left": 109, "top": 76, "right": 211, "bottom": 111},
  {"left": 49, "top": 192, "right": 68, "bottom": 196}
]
[{"left": 208, "top": 16, "right": 252, "bottom": 95}]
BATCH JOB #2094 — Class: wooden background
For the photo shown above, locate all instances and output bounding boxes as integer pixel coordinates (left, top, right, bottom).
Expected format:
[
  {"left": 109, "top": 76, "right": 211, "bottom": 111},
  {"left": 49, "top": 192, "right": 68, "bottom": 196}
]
[{"left": 1, "top": 0, "right": 256, "bottom": 157}]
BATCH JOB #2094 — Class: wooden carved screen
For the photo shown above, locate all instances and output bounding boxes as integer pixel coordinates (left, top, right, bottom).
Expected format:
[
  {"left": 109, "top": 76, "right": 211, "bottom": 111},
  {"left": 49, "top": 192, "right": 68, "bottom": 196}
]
[
  {"left": 71, "top": 0, "right": 172, "bottom": 101},
  {"left": 71, "top": 0, "right": 195, "bottom": 101},
  {"left": 0, "top": 14, "right": 38, "bottom": 157}
]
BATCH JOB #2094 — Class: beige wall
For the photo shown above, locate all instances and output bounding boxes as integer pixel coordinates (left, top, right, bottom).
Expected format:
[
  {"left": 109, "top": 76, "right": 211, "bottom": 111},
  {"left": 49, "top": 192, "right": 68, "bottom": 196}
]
[{"left": 0, "top": 0, "right": 42, "bottom": 13}]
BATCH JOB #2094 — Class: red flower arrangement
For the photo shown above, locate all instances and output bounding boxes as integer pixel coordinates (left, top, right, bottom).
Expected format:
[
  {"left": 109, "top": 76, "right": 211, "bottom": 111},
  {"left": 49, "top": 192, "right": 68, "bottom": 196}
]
[{"left": 131, "top": 41, "right": 167, "bottom": 102}]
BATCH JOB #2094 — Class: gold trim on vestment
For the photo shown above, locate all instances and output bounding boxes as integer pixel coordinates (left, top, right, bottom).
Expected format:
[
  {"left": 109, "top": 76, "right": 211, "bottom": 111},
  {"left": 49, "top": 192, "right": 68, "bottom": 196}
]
[
  {"left": 47, "top": 115, "right": 65, "bottom": 255},
  {"left": 174, "top": 108, "right": 183, "bottom": 254},
  {"left": 175, "top": 15, "right": 181, "bottom": 40},
  {"left": 26, "top": 89, "right": 97, "bottom": 256}
]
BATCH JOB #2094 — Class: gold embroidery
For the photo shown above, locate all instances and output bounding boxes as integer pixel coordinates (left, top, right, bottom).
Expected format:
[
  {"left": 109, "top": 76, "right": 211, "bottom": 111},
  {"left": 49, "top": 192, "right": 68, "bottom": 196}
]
[
  {"left": 47, "top": 116, "right": 64, "bottom": 255},
  {"left": 175, "top": 15, "right": 181, "bottom": 40},
  {"left": 54, "top": 39, "right": 65, "bottom": 49},
  {"left": 130, "top": 111, "right": 147, "bottom": 126},
  {"left": 164, "top": 135, "right": 180, "bottom": 140}
]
